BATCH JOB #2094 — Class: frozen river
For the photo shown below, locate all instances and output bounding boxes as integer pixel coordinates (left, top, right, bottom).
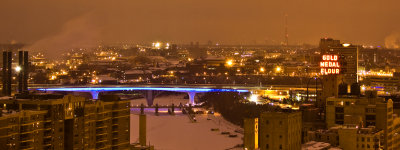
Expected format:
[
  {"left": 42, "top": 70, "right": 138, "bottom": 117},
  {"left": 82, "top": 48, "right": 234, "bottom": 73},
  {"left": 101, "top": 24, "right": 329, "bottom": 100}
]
[{"left": 130, "top": 94, "right": 243, "bottom": 150}]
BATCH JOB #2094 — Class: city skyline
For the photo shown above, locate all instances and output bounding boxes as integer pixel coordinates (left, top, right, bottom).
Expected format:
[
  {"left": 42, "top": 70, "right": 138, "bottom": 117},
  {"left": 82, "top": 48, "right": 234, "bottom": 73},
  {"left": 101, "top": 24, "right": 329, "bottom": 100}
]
[
  {"left": 2, "top": 1, "right": 400, "bottom": 150},
  {"left": 1, "top": 0, "right": 400, "bottom": 51}
]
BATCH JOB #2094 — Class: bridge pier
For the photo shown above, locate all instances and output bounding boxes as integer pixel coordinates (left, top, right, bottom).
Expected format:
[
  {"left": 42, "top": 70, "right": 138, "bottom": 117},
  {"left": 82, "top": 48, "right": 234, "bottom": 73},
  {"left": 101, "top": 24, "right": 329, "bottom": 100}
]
[
  {"left": 188, "top": 92, "right": 196, "bottom": 105},
  {"left": 145, "top": 91, "right": 155, "bottom": 106},
  {"left": 142, "top": 90, "right": 162, "bottom": 106},
  {"left": 90, "top": 91, "right": 100, "bottom": 99}
]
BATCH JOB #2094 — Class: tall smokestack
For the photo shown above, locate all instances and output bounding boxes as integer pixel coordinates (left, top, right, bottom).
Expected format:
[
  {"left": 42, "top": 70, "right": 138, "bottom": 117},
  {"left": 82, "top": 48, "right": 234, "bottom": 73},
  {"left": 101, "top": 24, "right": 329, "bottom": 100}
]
[
  {"left": 23, "top": 51, "right": 28, "bottom": 92},
  {"left": 7, "top": 51, "right": 12, "bottom": 96},
  {"left": 18, "top": 51, "right": 23, "bottom": 92},
  {"left": 2, "top": 51, "right": 8, "bottom": 95}
]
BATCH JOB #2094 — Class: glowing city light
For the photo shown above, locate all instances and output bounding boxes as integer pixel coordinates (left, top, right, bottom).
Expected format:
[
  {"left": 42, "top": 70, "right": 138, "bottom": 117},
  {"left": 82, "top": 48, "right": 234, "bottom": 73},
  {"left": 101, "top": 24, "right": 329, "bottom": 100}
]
[
  {"left": 276, "top": 66, "right": 281, "bottom": 72},
  {"left": 226, "top": 59, "right": 233, "bottom": 67},
  {"left": 361, "top": 85, "right": 366, "bottom": 91},
  {"left": 358, "top": 70, "right": 393, "bottom": 77},
  {"left": 259, "top": 67, "right": 265, "bottom": 72},
  {"left": 320, "top": 54, "right": 340, "bottom": 75},
  {"left": 296, "top": 93, "right": 301, "bottom": 101},
  {"left": 342, "top": 43, "right": 351, "bottom": 47},
  {"left": 15, "top": 66, "right": 21, "bottom": 72},
  {"left": 250, "top": 94, "right": 258, "bottom": 103},
  {"left": 322, "top": 55, "right": 338, "bottom": 61},
  {"left": 50, "top": 75, "right": 57, "bottom": 80},
  {"left": 153, "top": 42, "right": 162, "bottom": 49}
]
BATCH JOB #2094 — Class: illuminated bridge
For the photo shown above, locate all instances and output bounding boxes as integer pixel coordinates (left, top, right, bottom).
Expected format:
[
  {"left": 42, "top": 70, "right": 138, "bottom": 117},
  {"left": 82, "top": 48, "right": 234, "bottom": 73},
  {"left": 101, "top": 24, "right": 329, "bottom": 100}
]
[{"left": 34, "top": 86, "right": 249, "bottom": 106}]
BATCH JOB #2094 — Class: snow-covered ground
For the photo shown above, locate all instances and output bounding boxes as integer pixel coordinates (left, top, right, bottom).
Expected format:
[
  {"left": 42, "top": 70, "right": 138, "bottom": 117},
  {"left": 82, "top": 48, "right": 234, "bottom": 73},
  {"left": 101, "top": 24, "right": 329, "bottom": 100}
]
[
  {"left": 130, "top": 94, "right": 192, "bottom": 106},
  {"left": 130, "top": 94, "right": 243, "bottom": 150}
]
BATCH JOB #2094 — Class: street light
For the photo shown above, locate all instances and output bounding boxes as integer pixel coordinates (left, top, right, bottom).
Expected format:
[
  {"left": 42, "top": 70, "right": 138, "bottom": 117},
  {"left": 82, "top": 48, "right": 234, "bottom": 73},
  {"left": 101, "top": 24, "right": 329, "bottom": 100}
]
[
  {"left": 250, "top": 94, "right": 258, "bottom": 103},
  {"left": 276, "top": 66, "right": 281, "bottom": 72},
  {"left": 153, "top": 42, "right": 161, "bottom": 49},
  {"left": 259, "top": 67, "right": 265, "bottom": 72},
  {"left": 15, "top": 66, "right": 21, "bottom": 72},
  {"left": 226, "top": 59, "right": 233, "bottom": 67}
]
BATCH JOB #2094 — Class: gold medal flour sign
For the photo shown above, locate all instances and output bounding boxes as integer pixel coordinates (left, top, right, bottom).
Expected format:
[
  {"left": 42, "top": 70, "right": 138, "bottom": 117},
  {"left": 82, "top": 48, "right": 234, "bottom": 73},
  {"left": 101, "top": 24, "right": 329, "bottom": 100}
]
[{"left": 320, "top": 55, "right": 340, "bottom": 75}]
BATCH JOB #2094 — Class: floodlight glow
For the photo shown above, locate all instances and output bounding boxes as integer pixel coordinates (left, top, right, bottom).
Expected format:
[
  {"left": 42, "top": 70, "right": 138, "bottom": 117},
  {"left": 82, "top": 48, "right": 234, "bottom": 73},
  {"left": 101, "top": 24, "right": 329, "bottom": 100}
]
[
  {"left": 276, "top": 66, "right": 281, "bottom": 72},
  {"left": 342, "top": 43, "right": 351, "bottom": 47},
  {"left": 226, "top": 59, "right": 233, "bottom": 67},
  {"left": 154, "top": 42, "right": 161, "bottom": 49},
  {"left": 361, "top": 85, "right": 366, "bottom": 91},
  {"left": 15, "top": 66, "right": 21, "bottom": 72},
  {"left": 259, "top": 67, "right": 265, "bottom": 72},
  {"left": 250, "top": 94, "right": 258, "bottom": 102}
]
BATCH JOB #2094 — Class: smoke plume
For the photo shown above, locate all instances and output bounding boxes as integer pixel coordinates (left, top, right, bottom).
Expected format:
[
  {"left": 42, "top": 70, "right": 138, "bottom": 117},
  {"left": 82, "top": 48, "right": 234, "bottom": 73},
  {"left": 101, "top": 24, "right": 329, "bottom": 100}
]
[
  {"left": 385, "top": 31, "right": 400, "bottom": 49},
  {"left": 27, "top": 12, "right": 102, "bottom": 59}
]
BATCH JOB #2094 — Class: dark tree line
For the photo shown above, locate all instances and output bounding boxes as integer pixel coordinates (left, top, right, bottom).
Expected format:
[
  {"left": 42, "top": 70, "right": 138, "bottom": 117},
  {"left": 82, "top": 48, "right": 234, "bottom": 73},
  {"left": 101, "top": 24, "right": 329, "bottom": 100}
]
[{"left": 200, "top": 92, "right": 281, "bottom": 127}]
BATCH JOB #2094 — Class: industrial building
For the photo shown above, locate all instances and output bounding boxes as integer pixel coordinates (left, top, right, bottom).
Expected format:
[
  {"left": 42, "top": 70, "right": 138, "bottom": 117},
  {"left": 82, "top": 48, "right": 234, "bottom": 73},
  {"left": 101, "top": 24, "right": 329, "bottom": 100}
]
[
  {"left": 0, "top": 94, "right": 130, "bottom": 150},
  {"left": 325, "top": 91, "right": 398, "bottom": 150},
  {"left": 243, "top": 118, "right": 258, "bottom": 150},
  {"left": 0, "top": 109, "right": 47, "bottom": 149},
  {"left": 259, "top": 111, "right": 302, "bottom": 150},
  {"left": 320, "top": 38, "right": 359, "bottom": 85},
  {"left": 307, "top": 125, "right": 384, "bottom": 149}
]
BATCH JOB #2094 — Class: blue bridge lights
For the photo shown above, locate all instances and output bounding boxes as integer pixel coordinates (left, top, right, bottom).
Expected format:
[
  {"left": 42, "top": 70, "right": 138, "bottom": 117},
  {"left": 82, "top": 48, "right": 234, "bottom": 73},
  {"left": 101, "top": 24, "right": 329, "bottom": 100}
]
[
  {"left": 35, "top": 87, "right": 249, "bottom": 105},
  {"left": 36, "top": 87, "right": 249, "bottom": 93}
]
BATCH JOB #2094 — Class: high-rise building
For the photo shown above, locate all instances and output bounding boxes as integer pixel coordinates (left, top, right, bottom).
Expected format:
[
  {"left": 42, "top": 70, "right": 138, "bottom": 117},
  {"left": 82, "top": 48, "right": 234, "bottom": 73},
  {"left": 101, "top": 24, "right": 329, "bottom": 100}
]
[
  {"left": 259, "top": 111, "right": 302, "bottom": 150},
  {"left": 335, "top": 45, "right": 359, "bottom": 85},
  {"left": 0, "top": 110, "right": 47, "bottom": 149},
  {"left": 244, "top": 118, "right": 258, "bottom": 150},
  {"left": 300, "top": 104, "right": 326, "bottom": 143},
  {"left": 320, "top": 38, "right": 359, "bottom": 85},
  {"left": 0, "top": 94, "right": 130, "bottom": 150},
  {"left": 393, "top": 117, "right": 400, "bottom": 149},
  {"left": 325, "top": 92, "right": 396, "bottom": 149},
  {"left": 319, "top": 38, "right": 341, "bottom": 54},
  {"left": 83, "top": 95, "right": 131, "bottom": 149},
  {"left": 1, "top": 95, "right": 86, "bottom": 149},
  {"left": 319, "top": 74, "right": 343, "bottom": 108}
]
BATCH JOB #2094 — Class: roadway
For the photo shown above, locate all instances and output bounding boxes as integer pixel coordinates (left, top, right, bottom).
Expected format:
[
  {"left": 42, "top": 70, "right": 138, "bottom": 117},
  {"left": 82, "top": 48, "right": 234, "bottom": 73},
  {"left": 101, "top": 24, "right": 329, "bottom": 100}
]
[
  {"left": 29, "top": 84, "right": 320, "bottom": 105},
  {"left": 28, "top": 83, "right": 320, "bottom": 91}
]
